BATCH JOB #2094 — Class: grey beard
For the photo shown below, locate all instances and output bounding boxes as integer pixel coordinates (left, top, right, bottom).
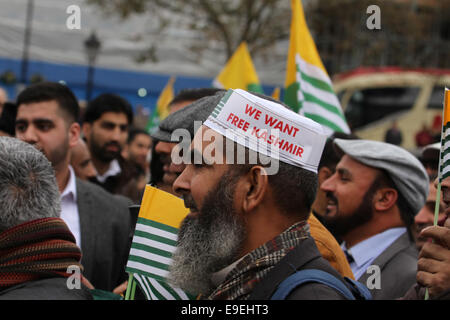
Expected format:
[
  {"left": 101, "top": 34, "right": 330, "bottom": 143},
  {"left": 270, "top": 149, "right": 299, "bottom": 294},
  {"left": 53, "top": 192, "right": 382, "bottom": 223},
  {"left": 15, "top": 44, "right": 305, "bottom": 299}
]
[{"left": 168, "top": 169, "right": 246, "bottom": 296}]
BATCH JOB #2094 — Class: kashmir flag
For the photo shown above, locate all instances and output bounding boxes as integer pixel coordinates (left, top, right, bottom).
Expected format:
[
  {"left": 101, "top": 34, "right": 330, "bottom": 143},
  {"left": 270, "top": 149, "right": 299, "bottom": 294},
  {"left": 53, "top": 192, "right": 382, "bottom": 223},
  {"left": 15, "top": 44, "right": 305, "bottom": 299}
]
[
  {"left": 284, "top": 0, "right": 350, "bottom": 135},
  {"left": 213, "top": 42, "right": 263, "bottom": 94},
  {"left": 439, "top": 88, "right": 450, "bottom": 182},
  {"left": 125, "top": 185, "right": 195, "bottom": 300},
  {"left": 146, "top": 76, "right": 175, "bottom": 133}
]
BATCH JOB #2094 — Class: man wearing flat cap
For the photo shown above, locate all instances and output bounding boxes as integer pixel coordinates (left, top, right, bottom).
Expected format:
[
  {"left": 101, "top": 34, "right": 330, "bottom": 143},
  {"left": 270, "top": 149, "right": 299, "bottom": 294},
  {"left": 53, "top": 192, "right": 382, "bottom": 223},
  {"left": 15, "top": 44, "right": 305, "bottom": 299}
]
[
  {"left": 166, "top": 89, "right": 362, "bottom": 300},
  {"left": 321, "top": 139, "right": 429, "bottom": 299}
]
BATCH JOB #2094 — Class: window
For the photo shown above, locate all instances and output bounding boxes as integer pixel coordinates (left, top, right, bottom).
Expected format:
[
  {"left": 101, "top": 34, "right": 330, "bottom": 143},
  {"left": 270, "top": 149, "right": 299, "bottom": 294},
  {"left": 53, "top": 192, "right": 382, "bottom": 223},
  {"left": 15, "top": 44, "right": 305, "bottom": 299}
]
[{"left": 344, "top": 87, "right": 420, "bottom": 130}]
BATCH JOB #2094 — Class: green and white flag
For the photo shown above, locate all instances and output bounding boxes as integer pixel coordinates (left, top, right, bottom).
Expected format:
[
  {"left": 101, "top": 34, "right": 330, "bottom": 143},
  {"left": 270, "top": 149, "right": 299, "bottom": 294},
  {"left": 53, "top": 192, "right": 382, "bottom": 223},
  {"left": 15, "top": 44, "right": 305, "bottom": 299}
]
[
  {"left": 125, "top": 185, "right": 195, "bottom": 300},
  {"left": 284, "top": 0, "right": 350, "bottom": 135}
]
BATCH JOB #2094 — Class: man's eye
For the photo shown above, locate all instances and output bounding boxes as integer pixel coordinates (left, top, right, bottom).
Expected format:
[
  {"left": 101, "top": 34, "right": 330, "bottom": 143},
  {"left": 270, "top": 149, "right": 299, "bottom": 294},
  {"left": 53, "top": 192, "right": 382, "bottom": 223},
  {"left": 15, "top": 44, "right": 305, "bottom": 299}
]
[
  {"left": 37, "top": 123, "right": 52, "bottom": 131},
  {"left": 15, "top": 124, "right": 27, "bottom": 132}
]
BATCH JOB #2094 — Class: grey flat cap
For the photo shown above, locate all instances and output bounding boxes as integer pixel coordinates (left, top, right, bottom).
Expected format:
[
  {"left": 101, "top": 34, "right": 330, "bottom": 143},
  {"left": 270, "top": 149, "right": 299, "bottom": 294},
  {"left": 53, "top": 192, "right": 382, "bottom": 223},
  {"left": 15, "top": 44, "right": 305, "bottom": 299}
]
[
  {"left": 334, "top": 138, "right": 429, "bottom": 217},
  {"left": 151, "top": 90, "right": 226, "bottom": 142}
]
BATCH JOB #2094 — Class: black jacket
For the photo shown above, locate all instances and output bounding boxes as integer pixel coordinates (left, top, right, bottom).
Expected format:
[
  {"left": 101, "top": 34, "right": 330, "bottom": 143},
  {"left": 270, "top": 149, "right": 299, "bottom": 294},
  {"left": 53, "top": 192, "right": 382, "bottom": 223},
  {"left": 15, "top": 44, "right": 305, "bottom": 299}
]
[{"left": 0, "top": 278, "right": 92, "bottom": 300}]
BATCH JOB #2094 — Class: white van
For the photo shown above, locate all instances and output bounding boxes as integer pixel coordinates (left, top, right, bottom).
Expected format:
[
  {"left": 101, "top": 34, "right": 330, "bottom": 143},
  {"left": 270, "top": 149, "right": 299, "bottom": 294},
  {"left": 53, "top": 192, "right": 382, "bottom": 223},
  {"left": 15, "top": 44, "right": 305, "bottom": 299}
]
[{"left": 333, "top": 67, "right": 450, "bottom": 150}]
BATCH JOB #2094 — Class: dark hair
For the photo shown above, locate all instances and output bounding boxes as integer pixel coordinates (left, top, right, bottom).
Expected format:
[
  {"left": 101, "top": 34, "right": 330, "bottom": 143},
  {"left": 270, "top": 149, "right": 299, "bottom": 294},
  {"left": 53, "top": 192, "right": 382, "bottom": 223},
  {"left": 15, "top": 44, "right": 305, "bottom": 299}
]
[
  {"left": 169, "top": 88, "right": 224, "bottom": 107},
  {"left": 83, "top": 93, "right": 133, "bottom": 125},
  {"left": 318, "top": 132, "right": 359, "bottom": 172},
  {"left": 128, "top": 127, "right": 150, "bottom": 144},
  {"left": 16, "top": 82, "right": 79, "bottom": 123},
  {"left": 0, "top": 102, "right": 18, "bottom": 136}
]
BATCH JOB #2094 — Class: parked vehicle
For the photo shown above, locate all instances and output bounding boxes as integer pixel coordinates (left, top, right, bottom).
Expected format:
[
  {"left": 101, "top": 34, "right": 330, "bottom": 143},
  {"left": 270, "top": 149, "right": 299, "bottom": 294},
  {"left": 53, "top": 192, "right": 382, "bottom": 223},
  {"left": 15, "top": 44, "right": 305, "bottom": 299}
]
[{"left": 333, "top": 67, "right": 450, "bottom": 150}]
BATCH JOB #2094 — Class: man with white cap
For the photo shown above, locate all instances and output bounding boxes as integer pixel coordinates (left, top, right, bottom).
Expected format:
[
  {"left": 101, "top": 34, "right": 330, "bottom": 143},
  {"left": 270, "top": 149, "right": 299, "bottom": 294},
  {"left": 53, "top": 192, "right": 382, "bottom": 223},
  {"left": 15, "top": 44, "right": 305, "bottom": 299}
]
[
  {"left": 321, "top": 139, "right": 429, "bottom": 299},
  {"left": 168, "top": 89, "right": 364, "bottom": 300}
]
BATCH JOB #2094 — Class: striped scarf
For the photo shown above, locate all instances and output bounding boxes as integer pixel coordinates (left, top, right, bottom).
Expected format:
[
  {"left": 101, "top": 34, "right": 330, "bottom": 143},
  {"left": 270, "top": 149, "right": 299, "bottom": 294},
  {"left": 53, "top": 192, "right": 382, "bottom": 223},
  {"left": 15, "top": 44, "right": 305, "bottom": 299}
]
[
  {"left": 0, "top": 217, "right": 83, "bottom": 289},
  {"left": 207, "top": 221, "right": 310, "bottom": 300}
]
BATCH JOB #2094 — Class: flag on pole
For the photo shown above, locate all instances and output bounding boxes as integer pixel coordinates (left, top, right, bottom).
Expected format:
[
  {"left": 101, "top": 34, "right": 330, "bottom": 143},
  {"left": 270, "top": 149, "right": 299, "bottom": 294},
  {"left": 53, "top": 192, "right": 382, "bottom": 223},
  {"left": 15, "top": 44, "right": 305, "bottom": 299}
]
[
  {"left": 125, "top": 185, "right": 195, "bottom": 300},
  {"left": 439, "top": 88, "right": 450, "bottom": 182},
  {"left": 213, "top": 42, "right": 264, "bottom": 94},
  {"left": 284, "top": 0, "right": 350, "bottom": 135},
  {"left": 271, "top": 87, "right": 281, "bottom": 100},
  {"left": 146, "top": 76, "right": 175, "bottom": 133},
  {"left": 425, "top": 87, "right": 450, "bottom": 301}
]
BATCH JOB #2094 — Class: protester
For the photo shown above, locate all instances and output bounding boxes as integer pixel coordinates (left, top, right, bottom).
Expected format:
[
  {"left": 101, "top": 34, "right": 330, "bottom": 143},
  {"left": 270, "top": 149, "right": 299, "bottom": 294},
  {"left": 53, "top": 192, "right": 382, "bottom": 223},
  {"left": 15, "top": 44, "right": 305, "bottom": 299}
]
[
  {"left": 402, "top": 176, "right": 450, "bottom": 300},
  {"left": 414, "top": 176, "right": 446, "bottom": 251},
  {"left": 320, "top": 139, "right": 428, "bottom": 299},
  {"left": 164, "top": 89, "right": 365, "bottom": 300},
  {"left": 122, "top": 127, "right": 152, "bottom": 180},
  {"left": 0, "top": 137, "right": 92, "bottom": 300},
  {"left": 419, "top": 142, "right": 440, "bottom": 178},
  {"left": 151, "top": 88, "right": 223, "bottom": 194},
  {"left": 152, "top": 91, "right": 355, "bottom": 281},
  {"left": 82, "top": 93, "right": 136, "bottom": 196},
  {"left": 0, "top": 102, "right": 17, "bottom": 137},
  {"left": 15, "top": 82, "right": 132, "bottom": 291},
  {"left": 311, "top": 131, "right": 359, "bottom": 241},
  {"left": 384, "top": 120, "right": 403, "bottom": 146},
  {"left": 70, "top": 138, "right": 97, "bottom": 181},
  {"left": 0, "top": 86, "right": 7, "bottom": 114},
  {"left": 415, "top": 123, "right": 434, "bottom": 147}
]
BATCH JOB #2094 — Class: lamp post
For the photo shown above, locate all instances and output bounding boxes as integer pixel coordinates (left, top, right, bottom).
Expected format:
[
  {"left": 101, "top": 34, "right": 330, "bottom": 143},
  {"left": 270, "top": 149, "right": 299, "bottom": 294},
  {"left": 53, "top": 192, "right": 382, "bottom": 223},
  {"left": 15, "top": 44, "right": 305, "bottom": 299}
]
[{"left": 84, "top": 31, "right": 101, "bottom": 102}]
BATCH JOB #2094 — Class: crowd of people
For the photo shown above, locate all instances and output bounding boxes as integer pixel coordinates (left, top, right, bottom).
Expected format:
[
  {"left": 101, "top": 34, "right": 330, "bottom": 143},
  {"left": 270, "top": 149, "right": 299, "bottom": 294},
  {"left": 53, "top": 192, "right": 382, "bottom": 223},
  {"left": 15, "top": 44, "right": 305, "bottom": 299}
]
[{"left": 0, "top": 82, "right": 449, "bottom": 301}]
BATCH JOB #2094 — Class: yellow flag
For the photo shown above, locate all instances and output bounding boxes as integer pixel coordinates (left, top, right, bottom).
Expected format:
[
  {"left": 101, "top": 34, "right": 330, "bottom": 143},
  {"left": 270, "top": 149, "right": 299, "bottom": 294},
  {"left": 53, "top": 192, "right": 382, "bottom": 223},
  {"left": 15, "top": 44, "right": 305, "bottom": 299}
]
[
  {"left": 126, "top": 185, "right": 194, "bottom": 300},
  {"left": 284, "top": 0, "right": 350, "bottom": 135},
  {"left": 271, "top": 87, "right": 281, "bottom": 100},
  {"left": 213, "top": 42, "right": 263, "bottom": 93},
  {"left": 146, "top": 76, "right": 175, "bottom": 131},
  {"left": 440, "top": 88, "right": 450, "bottom": 181},
  {"left": 138, "top": 185, "right": 189, "bottom": 229}
]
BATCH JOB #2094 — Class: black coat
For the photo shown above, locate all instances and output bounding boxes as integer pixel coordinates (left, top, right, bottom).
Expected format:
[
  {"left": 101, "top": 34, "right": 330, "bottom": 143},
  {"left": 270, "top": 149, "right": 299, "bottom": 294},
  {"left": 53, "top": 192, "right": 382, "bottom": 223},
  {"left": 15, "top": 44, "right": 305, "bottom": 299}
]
[{"left": 0, "top": 278, "right": 92, "bottom": 300}]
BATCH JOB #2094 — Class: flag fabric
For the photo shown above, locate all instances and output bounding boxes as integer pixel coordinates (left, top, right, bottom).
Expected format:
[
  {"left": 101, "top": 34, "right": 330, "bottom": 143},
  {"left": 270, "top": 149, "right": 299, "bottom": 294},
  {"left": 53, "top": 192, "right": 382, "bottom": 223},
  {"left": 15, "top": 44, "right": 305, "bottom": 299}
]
[
  {"left": 439, "top": 88, "right": 450, "bottom": 182},
  {"left": 125, "top": 185, "right": 195, "bottom": 300},
  {"left": 213, "top": 42, "right": 264, "bottom": 94},
  {"left": 284, "top": 0, "right": 350, "bottom": 135},
  {"left": 271, "top": 87, "right": 281, "bottom": 100},
  {"left": 146, "top": 76, "right": 175, "bottom": 133}
]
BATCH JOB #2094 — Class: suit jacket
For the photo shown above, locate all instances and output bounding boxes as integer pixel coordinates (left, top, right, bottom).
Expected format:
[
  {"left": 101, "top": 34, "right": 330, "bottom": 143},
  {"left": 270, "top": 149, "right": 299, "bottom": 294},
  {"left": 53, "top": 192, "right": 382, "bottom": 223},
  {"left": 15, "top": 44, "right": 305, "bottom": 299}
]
[
  {"left": 76, "top": 178, "right": 133, "bottom": 291},
  {"left": 358, "top": 232, "right": 418, "bottom": 300}
]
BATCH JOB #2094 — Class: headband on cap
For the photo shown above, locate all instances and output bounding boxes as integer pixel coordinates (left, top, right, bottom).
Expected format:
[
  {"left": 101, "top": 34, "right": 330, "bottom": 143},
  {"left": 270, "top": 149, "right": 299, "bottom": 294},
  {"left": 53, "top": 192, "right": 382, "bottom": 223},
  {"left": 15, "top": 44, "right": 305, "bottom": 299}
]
[{"left": 204, "top": 89, "right": 327, "bottom": 173}]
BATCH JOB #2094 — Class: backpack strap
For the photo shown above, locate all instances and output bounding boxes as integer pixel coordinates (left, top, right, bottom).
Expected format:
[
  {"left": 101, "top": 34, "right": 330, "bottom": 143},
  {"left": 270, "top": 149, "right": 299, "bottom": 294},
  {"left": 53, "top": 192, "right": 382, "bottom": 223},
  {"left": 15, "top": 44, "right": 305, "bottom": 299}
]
[
  {"left": 271, "top": 269, "right": 356, "bottom": 300},
  {"left": 343, "top": 277, "right": 372, "bottom": 300},
  {"left": 248, "top": 237, "right": 371, "bottom": 300}
]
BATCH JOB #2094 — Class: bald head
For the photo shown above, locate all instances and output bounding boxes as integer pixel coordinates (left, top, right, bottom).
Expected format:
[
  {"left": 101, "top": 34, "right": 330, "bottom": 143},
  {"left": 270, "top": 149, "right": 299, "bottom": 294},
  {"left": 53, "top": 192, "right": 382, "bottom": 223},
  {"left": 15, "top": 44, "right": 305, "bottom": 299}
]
[{"left": 70, "top": 138, "right": 97, "bottom": 181}]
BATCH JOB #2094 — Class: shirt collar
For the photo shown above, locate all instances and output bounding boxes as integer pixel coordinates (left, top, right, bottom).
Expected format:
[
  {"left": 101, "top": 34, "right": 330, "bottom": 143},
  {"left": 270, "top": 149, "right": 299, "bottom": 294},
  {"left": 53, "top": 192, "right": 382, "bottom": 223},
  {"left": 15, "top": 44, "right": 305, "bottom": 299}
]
[
  {"left": 96, "top": 159, "right": 121, "bottom": 183},
  {"left": 341, "top": 227, "right": 407, "bottom": 268},
  {"left": 61, "top": 166, "right": 77, "bottom": 202}
]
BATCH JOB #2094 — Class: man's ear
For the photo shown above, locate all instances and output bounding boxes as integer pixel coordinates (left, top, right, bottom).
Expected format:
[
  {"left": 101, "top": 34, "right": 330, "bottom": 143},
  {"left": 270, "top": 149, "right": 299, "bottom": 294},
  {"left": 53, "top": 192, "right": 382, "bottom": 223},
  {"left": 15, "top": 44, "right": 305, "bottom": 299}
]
[
  {"left": 318, "top": 166, "right": 333, "bottom": 185},
  {"left": 373, "top": 188, "right": 398, "bottom": 211},
  {"left": 68, "top": 122, "right": 81, "bottom": 148},
  {"left": 242, "top": 166, "right": 269, "bottom": 214}
]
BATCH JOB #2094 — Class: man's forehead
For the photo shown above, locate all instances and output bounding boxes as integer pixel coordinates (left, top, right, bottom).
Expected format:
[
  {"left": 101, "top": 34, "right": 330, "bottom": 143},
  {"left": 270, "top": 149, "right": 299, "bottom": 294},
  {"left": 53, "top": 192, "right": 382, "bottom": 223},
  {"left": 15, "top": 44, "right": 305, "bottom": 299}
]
[
  {"left": 96, "top": 111, "right": 129, "bottom": 124},
  {"left": 17, "top": 100, "right": 62, "bottom": 120}
]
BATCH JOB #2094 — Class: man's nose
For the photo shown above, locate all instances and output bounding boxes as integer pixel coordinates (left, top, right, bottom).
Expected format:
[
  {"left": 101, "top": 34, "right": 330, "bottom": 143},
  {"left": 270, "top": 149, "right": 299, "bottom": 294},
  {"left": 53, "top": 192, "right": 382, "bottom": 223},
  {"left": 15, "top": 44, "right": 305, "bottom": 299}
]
[
  {"left": 414, "top": 207, "right": 433, "bottom": 225},
  {"left": 320, "top": 174, "right": 336, "bottom": 192},
  {"left": 20, "top": 127, "right": 39, "bottom": 144}
]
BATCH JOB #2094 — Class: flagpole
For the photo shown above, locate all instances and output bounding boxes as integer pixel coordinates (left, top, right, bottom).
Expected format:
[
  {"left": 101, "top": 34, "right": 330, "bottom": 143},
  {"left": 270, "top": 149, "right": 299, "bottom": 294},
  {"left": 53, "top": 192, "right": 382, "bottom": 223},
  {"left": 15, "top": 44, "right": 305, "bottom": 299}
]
[
  {"left": 425, "top": 87, "right": 449, "bottom": 300},
  {"left": 125, "top": 273, "right": 135, "bottom": 300}
]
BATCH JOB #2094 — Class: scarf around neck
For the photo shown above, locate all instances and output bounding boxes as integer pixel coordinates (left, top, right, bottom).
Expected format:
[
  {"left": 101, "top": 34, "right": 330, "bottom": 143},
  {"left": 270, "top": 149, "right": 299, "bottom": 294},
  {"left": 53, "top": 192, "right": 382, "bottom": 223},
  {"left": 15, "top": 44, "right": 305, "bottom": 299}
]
[
  {"left": 207, "top": 220, "right": 310, "bottom": 300},
  {"left": 0, "top": 217, "right": 83, "bottom": 290}
]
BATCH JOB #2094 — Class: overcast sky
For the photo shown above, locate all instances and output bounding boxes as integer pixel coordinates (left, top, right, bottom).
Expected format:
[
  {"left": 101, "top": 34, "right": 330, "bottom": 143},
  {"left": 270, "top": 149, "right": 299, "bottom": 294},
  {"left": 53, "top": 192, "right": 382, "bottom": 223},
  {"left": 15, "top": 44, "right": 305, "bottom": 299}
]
[{"left": 0, "top": 0, "right": 289, "bottom": 85}]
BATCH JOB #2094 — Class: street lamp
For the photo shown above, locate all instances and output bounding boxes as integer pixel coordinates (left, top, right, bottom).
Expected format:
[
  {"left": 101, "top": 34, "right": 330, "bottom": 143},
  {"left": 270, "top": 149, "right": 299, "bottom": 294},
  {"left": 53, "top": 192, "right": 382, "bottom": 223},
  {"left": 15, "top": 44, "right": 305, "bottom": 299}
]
[{"left": 84, "top": 31, "right": 101, "bottom": 102}]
